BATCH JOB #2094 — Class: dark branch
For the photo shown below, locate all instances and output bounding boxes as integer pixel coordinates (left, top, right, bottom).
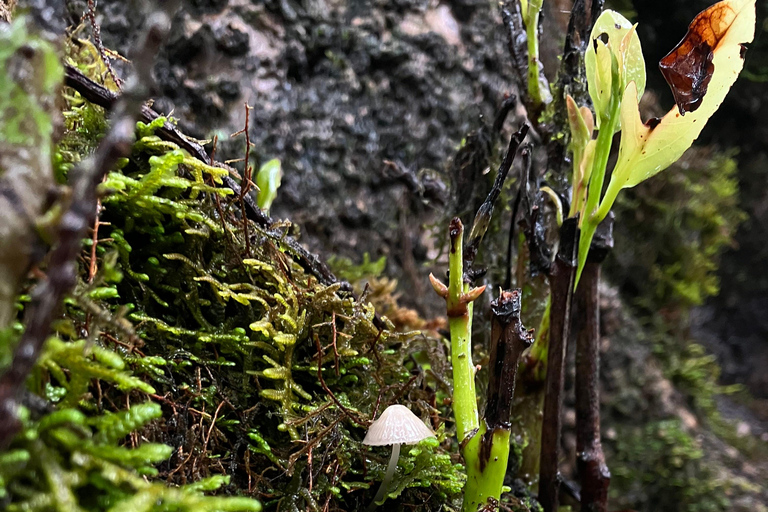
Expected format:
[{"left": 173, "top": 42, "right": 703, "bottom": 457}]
[
  {"left": 538, "top": 217, "right": 579, "bottom": 512},
  {"left": 62, "top": 63, "right": 347, "bottom": 292},
  {"left": 479, "top": 289, "right": 533, "bottom": 470},
  {"left": 504, "top": 143, "right": 533, "bottom": 289},
  {"left": 0, "top": 3, "right": 177, "bottom": 449},
  {"left": 464, "top": 123, "right": 529, "bottom": 269},
  {"left": 574, "top": 213, "right": 613, "bottom": 512}
]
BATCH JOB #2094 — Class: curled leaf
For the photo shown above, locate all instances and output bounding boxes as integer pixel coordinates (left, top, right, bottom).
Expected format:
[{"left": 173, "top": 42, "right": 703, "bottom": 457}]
[
  {"left": 660, "top": 0, "right": 753, "bottom": 114},
  {"left": 613, "top": 0, "right": 755, "bottom": 192},
  {"left": 256, "top": 158, "right": 282, "bottom": 212},
  {"left": 566, "top": 95, "right": 592, "bottom": 153}
]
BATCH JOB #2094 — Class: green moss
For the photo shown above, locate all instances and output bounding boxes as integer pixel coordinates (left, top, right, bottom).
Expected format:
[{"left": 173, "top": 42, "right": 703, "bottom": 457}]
[
  {"left": 2, "top": 76, "right": 464, "bottom": 510},
  {"left": 327, "top": 253, "right": 387, "bottom": 283},
  {"left": 610, "top": 150, "right": 745, "bottom": 311},
  {"left": 610, "top": 420, "right": 731, "bottom": 512}
]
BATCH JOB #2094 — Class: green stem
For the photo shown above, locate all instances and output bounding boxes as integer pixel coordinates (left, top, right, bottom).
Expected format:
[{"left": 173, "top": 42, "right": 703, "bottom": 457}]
[
  {"left": 462, "top": 427, "right": 511, "bottom": 512},
  {"left": 447, "top": 221, "right": 479, "bottom": 443},
  {"left": 463, "top": 289, "right": 532, "bottom": 512},
  {"left": 575, "top": 98, "right": 620, "bottom": 287},
  {"left": 594, "top": 159, "right": 631, "bottom": 222},
  {"left": 525, "top": 0, "right": 547, "bottom": 106},
  {"left": 582, "top": 108, "right": 619, "bottom": 226}
]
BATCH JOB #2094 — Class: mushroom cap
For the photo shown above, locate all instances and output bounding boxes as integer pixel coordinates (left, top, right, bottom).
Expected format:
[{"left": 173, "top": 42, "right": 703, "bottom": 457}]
[{"left": 362, "top": 404, "right": 435, "bottom": 446}]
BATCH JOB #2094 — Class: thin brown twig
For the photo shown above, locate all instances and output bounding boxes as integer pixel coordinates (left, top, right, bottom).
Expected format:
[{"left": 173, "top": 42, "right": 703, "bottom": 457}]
[
  {"left": 231, "top": 103, "right": 255, "bottom": 256},
  {"left": 82, "top": 0, "right": 122, "bottom": 88},
  {"left": 0, "top": 2, "right": 177, "bottom": 449},
  {"left": 286, "top": 416, "right": 343, "bottom": 473},
  {"left": 331, "top": 313, "right": 340, "bottom": 377},
  {"left": 61, "top": 63, "right": 359, "bottom": 296},
  {"left": 88, "top": 199, "right": 102, "bottom": 282},
  {"left": 308, "top": 445, "right": 314, "bottom": 493},
  {"left": 202, "top": 400, "right": 226, "bottom": 455},
  {"left": 313, "top": 333, "right": 369, "bottom": 427},
  {"left": 367, "top": 327, "right": 384, "bottom": 368},
  {"left": 389, "top": 373, "right": 419, "bottom": 405}
]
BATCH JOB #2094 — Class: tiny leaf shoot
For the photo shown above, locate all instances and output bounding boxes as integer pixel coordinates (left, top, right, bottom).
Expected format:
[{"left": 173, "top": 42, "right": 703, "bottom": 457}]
[
  {"left": 574, "top": 0, "right": 756, "bottom": 286},
  {"left": 256, "top": 158, "right": 282, "bottom": 212}
]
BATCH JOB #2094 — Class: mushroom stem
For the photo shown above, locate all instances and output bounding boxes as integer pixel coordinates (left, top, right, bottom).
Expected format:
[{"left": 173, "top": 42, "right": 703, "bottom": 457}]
[{"left": 368, "top": 443, "right": 401, "bottom": 510}]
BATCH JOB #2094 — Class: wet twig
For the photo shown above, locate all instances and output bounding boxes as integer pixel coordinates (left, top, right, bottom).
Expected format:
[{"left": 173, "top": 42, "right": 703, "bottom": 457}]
[
  {"left": 538, "top": 217, "right": 579, "bottom": 512},
  {"left": 504, "top": 143, "right": 533, "bottom": 290},
  {"left": 464, "top": 123, "right": 530, "bottom": 269},
  {"left": 0, "top": 2, "right": 177, "bottom": 449},
  {"left": 573, "top": 213, "right": 613, "bottom": 512},
  {"left": 479, "top": 289, "right": 533, "bottom": 468}
]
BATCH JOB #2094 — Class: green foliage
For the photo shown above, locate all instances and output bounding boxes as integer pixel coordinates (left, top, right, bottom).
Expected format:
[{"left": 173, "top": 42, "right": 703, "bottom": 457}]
[
  {"left": 0, "top": 352, "right": 260, "bottom": 511},
  {"left": 610, "top": 420, "right": 731, "bottom": 512},
  {"left": 38, "top": 338, "right": 155, "bottom": 407},
  {"left": 327, "top": 253, "right": 387, "bottom": 283},
  {"left": 1, "top": 87, "right": 463, "bottom": 511},
  {"left": 573, "top": 3, "right": 755, "bottom": 285},
  {"left": 610, "top": 150, "right": 745, "bottom": 310},
  {"left": 371, "top": 436, "right": 465, "bottom": 503},
  {"left": 584, "top": 9, "right": 645, "bottom": 129}
]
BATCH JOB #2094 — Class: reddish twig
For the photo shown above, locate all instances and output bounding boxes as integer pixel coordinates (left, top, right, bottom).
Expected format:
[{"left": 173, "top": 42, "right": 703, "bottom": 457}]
[
  {"left": 313, "top": 333, "right": 369, "bottom": 427},
  {"left": 331, "top": 312, "right": 340, "bottom": 377},
  {"left": 87, "top": 199, "right": 102, "bottom": 282},
  {"left": 574, "top": 214, "right": 613, "bottom": 512},
  {"left": 538, "top": 218, "right": 579, "bottom": 512},
  {"left": 230, "top": 103, "right": 255, "bottom": 256}
]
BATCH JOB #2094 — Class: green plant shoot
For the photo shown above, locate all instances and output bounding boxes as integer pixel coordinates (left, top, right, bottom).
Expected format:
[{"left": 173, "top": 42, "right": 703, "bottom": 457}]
[
  {"left": 520, "top": 0, "right": 552, "bottom": 106},
  {"left": 571, "top": 0, "right": 756, "bottom": 286},
  {"left": 256, "top": 158, "right": 282, "bottom": 212}
]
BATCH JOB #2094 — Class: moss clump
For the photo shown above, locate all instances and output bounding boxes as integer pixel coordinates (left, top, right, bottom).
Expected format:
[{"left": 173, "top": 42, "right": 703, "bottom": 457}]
[
  {"left": 2, "top": 33, "right": 466, "bottom": 507},
  {"left": 610, "top": 419, "right": 731, "bottom": 512},
  {"left": 610, "top": 148, "right": 745, "bottom": 312}
]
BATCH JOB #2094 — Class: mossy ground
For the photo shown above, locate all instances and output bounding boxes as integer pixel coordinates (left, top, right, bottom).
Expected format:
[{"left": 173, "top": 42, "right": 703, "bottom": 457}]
[{"left": 1, "top": 27, "right": 466, "bottom": 512}]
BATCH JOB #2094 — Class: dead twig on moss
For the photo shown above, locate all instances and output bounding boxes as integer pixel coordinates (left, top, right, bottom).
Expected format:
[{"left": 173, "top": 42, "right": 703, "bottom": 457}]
[
  {"left": 62, "top": 64, "right": 359, "bottom": 297},
  {"left": 0, "top": 2, "right": 177, "bottom": 450},
  {"left": 230, "top": 103, "right": 255, "bottom": 257}
]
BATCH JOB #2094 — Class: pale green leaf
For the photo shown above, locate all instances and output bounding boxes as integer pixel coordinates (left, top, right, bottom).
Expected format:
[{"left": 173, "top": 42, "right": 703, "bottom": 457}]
[{"left": 256, "top": 159, "right": 282, "bottom": 212}]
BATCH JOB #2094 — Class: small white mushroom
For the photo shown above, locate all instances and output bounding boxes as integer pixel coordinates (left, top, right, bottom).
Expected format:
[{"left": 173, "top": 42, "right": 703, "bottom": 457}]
[{"left": 362, "top": 404, "right": 435, "bottom": 509}]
